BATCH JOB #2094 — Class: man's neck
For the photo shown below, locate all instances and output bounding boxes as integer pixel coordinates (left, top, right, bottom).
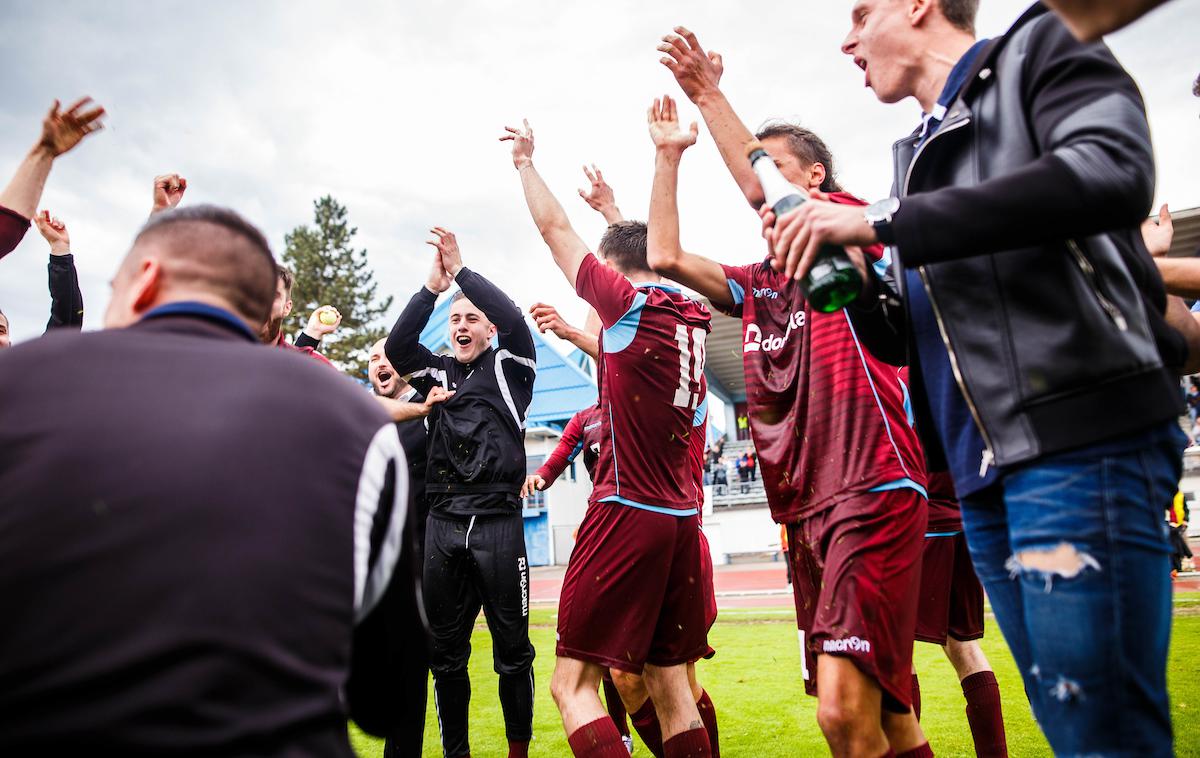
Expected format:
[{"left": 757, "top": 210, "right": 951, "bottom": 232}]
[
  {"left": 625, "top": 270, "right": 661, "bottom": 285},
  {"left": 913, "top": 32, "right": 978, "bottom": 114}
]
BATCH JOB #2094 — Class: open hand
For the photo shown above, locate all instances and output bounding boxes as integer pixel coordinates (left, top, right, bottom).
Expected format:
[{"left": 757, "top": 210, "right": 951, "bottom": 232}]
[
  {"left": 34, "top": 210, "right": 70, "bottom": 254},
  {"left": 39, "top": 97, "right": 106, "bottom": 157},
  {"left": 520, "top": 473, "right": 547, "bottom": 498},
  {"left": 152, "top": 173, "right": 188, "bottom": 214},
  {"left": 423, "top": 385, "right": 454, "bottom": 411},
  {"left": 578, "top": 164, "right": 617, "bottom": 213},
  {"left": 529, "top": 302, "right": 576, "bottom": 340},
  {"left": 658, "top": 26, "right": 724, "bottom": 103},
  {"left": 500, "top": 119, "right": 535, "bottom": 169},
  {"left": 427, "top": 227, "right": 463, "bottom": 277},
  {"left": 648, "top": 95, "right": 698, "bottom": 155}
]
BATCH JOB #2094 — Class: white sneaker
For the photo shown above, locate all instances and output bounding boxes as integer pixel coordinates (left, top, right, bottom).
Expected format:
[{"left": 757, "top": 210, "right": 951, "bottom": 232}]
[{"left": 622, "top": 734, "right": 634, "bottom": 754}]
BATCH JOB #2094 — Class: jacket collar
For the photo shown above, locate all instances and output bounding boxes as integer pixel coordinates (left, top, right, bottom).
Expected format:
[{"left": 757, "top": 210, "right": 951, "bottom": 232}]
[{"left": 134, "top": 301, "right": 260, "bottom": 342}]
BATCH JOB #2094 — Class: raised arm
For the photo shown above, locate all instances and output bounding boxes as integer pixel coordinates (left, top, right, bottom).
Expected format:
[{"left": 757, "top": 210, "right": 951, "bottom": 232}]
[
  {"left": 659, "top": 27, "right": 763, "bottom": 210},
  {"left": 150, "top": 173, "right": 188, "bottom": 216},
  {"left": 376, "top": 386, "right": 454, "bottom": 423},
  {"left": 646, "top": 96, "right": 737, "bottom": 310},
  {"left": 385, "top": 252, "right": 452, "bottom": 384},
  {"left": 501, "top": 120, "right": 591, "bottom": 288},
  {"left": 35, "top": 211, "right": 83, "bottom": 331},
  {"left": 0, "top": 98, "right": 105, "bottom": 259},
  {"left": 428, "top": 226, "right": 535, "bottom": 360},
  {"left": 577, "top": 164, "right": 625, "bottom": 224},
  {"left": 524, "top": 409, "right": 588, "bottom": 497},
  {"left": 529, "top": 302, "right": 598, "bottom": 360}
]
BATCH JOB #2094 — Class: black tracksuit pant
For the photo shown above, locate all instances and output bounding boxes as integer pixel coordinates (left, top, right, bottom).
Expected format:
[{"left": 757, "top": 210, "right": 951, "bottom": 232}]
[{"left": 424, "top": 510, "right": 534, "bottom": 757}]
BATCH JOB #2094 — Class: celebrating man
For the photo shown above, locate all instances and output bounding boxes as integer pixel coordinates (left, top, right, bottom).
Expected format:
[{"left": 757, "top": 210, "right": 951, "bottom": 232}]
[{"left": 385, "top": 227, "right": 537, "bottom": 758}]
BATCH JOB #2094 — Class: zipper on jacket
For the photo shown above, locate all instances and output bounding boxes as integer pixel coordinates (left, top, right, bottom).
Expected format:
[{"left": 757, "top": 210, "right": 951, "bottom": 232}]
[
  {"left": 918, "top": 266, "right": 997, "bottom": 476},
  {"left": 1067, "top": 239, "right": 1128, "bottom": 331}
]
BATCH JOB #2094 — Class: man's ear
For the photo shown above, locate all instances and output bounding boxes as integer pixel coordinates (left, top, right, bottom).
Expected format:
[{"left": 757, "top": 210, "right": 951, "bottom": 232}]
[
  {"left": 810, "top": 162, "right": 827, "bottom": 190},
  {"left": 283, "top": 298, "right": 293, "bottom": 318},
  {"left": 487, "top": 323, "right": 498, "bottom": 340},
  {"left": 131, "top": 257, "right": 164, "bottom": 315},
  {"left": 909, "top": 0, "right": 935, "bottom": 27}
]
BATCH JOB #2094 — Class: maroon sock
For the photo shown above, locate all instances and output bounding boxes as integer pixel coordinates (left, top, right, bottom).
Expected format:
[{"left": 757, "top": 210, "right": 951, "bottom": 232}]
[
  {"left": 663, "top": 727, "right": 711, "bottom": 757},
  {"left": 568, "top": 717, "right": 633, "bottom": 758},
  {"left": 508, "top": 740, "right": 529, "bottom": 758},
  {"left": 602, "top": 678, "right": 630, "bottom": 737},
  {"left": 962, "top": 671, "right": 1008, "bottom": 758},
  {"left": 896, "top": 743, "right": 933, "bottom": 758},
  {"left": 911, "top": 673, "right": 922, "bottom": 721},
  {"left": 695, "top": 690, "right": 719, "bottom": 757},
  {"left": 630, "top": 699, "right": 664, "bottom": 757}
]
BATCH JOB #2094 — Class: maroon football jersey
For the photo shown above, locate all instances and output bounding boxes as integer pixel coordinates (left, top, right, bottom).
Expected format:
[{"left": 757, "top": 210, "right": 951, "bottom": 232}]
[
  {"left": 537, "top": 405, "right": 604, "bottom": 483},
  {"left": 718, "top": 194, "right": 926, "bottom": 523},
  {"left": 576, "top": 254, "right": 711, "bottom": 513}
]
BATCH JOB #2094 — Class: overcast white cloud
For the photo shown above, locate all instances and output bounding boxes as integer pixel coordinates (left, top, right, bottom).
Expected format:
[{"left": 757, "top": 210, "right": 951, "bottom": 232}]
[{"left": 1, "top": 0, "right": 1197, "bottom": 349}]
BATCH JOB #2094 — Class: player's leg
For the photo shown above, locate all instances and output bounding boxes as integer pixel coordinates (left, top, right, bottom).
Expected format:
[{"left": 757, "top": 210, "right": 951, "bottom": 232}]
[
  {"left": 470, "top": 512, "right": 536, "bottom": 757},
  {"left": 642, "top": 513, "right": 711, "bottom": 756},
  {"left": 810, "top": 490, "right": 929, "bottom": 756},
  {"left": 611, "top": 669, "right": 661, "bottom": 757},
  {"left": 600, "top": 671, "right": 633, "bottom": 754},
  {"left": 939, "top": 532, "right": 1006, "bottom": 755},
  {"left": 424, "top": 515, "right": 482, "bottom": 758},
  {"left": 553, "top": 656, "right": 630, "bottom": 757},
  {"left": 641, "top": 663, "right": 709, "bottom": 756},
  {"left": 688, "top": 662, "right": 719, "bottom": 758},
  {"left": 556, "top": 504, "right": 675, "bottom": 756}
]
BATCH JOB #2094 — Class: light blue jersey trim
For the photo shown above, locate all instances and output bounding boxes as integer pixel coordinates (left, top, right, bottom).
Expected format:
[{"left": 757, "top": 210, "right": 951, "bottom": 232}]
[
  {"left": 693, "top": 395, "right": 709, "bottom": 427},
  {"left": 600, "top": 495, "right": 699, "bottom": 517},
  {"left": 726, "top": 278, "right": 746, "bottom": 306},
  {"left": 925, "top": 530, "right": 962, "bottom": 538},
  {"left": 844, "top": 315, "right": 916, "bottom": 482},
  {"left": 873, "top": 246, "right": 894, "bottom": 280},
  {"left": 602, "top": 291, "right": 648, "bottom": 354},
  {"left": 899, "top": 377, "right": 915, "bottom": 428},
  {"left": 566, "top": 440, "right": 585, "bottom": 464},
  {"left": 632, "top": 281, "right": 683, "bottom": 294},
  {"left": 869, "top": 477, "right": 928, "bottom": 499}
]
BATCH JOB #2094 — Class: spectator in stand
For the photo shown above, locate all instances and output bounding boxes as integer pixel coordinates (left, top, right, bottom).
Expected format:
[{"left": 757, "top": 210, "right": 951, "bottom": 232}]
[
  {"left": 0, "top": 204, "right": 411, "bottom": 754},
  {"left": 1168, "top": 492, "right": 1193, "bottom": 576},
  {"left": 1187, "top": 380, "right": 1200, "bottom": 424},
  {"left": 713, "top": 455, "right": 728, "bottom": 493},
  {"left": 747, "top": 451, "right": 757, "bottom": 482},
  {"left": 0, "top": 98, "right": 105, "bottom": 261}
]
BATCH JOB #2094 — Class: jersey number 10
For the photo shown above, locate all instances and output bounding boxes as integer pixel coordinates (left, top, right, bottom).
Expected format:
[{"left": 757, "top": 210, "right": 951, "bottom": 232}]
[{"left": 672, "top": 325, "right": 707, "bottom": 410}]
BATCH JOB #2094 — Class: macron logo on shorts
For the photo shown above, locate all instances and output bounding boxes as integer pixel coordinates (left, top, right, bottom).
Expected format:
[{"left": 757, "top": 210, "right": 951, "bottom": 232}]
[
  {"left": 518, "top": 557, "right": 528, "bottom": 617},
  {"left": 823, "top": 636, "right": 872, "bottom": 654}
]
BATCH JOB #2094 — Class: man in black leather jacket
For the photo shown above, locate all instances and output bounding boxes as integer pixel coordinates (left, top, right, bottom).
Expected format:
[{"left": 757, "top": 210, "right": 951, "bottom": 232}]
[{"left": 759, "top": 2, "right": 1189, "bottom": 755}]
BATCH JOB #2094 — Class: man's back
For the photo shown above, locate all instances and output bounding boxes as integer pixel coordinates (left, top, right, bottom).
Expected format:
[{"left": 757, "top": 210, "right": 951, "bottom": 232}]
[{"left": 0, "top": 314, "right": 404, "bottom": 755}]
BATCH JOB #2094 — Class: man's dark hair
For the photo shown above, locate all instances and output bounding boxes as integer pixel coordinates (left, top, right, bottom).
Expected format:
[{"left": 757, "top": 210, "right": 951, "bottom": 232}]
[
  {"left": 1193, "top": 72, "right": 1200, "bottom": 98},
  {"left": 754, "top": 122, "right": 843, "bottom": 193},
  {"left": 277, "top": 265, "right": 294, "bottom": 297},
  {"left": 134, "top": 205, "right": 278, "bottom": 326},
  {"left": 938, "top": 0, "right": 979, "bottom": 34},
  {"left": 598, "top": 220, "right": 650, "bottom": 275}
]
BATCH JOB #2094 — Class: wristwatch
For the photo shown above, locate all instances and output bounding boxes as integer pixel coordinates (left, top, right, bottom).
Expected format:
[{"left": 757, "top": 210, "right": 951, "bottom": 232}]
[{"left": 864, "top": 197, "right": 901, "bottom": 245}]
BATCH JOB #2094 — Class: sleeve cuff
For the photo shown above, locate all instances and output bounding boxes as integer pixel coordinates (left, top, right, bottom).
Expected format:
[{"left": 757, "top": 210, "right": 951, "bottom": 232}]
[{"left": 0, "top": 205, "right": 30, "bottom": 225}]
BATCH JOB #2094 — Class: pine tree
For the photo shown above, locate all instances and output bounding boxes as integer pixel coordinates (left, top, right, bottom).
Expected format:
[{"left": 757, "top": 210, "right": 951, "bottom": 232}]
[{"left": 281, "top": 196, "right": 393, "bottom": 378}]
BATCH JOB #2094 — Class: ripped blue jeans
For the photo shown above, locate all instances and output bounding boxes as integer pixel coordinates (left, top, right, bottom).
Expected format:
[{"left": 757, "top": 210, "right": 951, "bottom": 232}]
[{"left": 960, "top": 424, "right": 1185, "bottom": 758}]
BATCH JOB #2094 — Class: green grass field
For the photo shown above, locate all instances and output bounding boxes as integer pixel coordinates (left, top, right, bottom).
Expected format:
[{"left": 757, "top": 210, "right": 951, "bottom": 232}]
[{"left": 352, "top": 593, "right": 1200, "bottom": 757}]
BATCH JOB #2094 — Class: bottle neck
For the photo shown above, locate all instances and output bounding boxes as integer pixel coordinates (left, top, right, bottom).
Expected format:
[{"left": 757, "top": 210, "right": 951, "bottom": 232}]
[{"left": 749, "top": 151, "right": 804, "bottom": 214}]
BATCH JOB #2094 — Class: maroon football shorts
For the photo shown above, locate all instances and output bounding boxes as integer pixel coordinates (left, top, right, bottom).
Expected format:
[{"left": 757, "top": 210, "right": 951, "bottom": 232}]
[
  {"left": 786, "top": 488, "right": 927, "bottom": 713},
  {"left": 558, "top": 501, "right": 708, "bottom": 674},
  {"left": 915, "top": 532, "right": 985, "bottom": 645}
]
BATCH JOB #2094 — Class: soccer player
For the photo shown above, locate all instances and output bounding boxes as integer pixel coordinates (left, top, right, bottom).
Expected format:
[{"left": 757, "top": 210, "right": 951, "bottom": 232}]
[
  {"left": 385, "top": 227, "right": 537, "bottom": 758},
  {"left": 504, "top": 120, "right": 713, "bottom": 758},
  {"left": 655, "top": 30, "right": 932, "bottom": 756}
]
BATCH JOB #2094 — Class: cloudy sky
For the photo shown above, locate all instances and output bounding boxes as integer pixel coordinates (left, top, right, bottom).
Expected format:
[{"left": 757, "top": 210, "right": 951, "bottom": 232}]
[{"left": 1, "top": 0, "right": 1197, "bottom": 350}]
